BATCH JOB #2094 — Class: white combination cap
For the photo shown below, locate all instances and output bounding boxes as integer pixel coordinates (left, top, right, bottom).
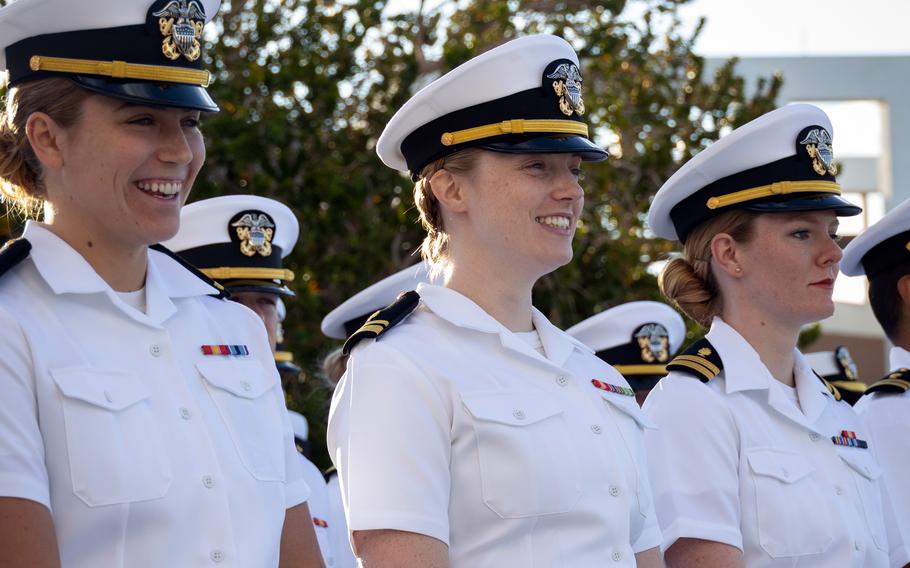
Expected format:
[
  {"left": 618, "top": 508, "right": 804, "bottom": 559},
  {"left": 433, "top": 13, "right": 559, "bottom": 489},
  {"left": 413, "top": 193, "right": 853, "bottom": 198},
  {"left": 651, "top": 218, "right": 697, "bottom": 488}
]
[
  {"left": 648, "top": 103, "right": 861, "bottom": 243},
  {"left": 841, "top": 197, "right": 910, "bottom": 277}
]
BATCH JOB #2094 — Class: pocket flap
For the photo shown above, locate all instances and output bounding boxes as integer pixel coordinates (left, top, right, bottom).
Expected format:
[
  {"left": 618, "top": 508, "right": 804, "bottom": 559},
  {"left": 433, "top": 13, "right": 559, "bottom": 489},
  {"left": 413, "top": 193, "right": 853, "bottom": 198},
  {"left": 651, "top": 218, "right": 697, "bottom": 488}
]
[
  {"left": 461, "top": 391, "right": 563, "bottom": 426},
  {"left": 51, "top": 367, "right": 149, "bottom": 411},
  {"left": 601, "top": 395, "right": 657, "bottom": 430},
  {"left": 197, "top": 359, "right": 274, "bottom": 399},
  {"left": 837, "top": 451, "right": 882, "bottom": 481},
  {"left": 747, "top": 449, "right": 814, "bottom": 483}
]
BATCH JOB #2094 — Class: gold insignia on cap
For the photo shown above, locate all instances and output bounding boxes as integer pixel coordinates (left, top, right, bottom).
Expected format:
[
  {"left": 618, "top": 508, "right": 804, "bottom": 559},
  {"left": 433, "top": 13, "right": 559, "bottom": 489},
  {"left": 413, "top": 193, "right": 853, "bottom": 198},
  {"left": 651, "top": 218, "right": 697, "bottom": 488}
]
[
  {"left": 546, "top": 63, "right": 585, "bottom": 117},
  {"left": 153, "top": 0, "right": 206, "bottom": 62},
  {"left": 799, "top": 128, "right": 838, "bottom": 176},
  {"left": 231, "top": 213, "right": 275, "bottom": 257},
  {"left": 635, "top": 323, "right": 670, "bottom": 364},
  {"left": 835, "top": 346, "right": 858, "bottom": 381}
]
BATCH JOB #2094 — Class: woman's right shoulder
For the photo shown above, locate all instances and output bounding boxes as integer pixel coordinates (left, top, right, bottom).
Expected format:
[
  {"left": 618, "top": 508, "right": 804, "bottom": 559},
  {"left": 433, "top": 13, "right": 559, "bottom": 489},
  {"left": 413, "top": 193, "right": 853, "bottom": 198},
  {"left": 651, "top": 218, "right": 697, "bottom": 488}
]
[{"left": 645, "top": 371, "right": 731, "bottom": 420}]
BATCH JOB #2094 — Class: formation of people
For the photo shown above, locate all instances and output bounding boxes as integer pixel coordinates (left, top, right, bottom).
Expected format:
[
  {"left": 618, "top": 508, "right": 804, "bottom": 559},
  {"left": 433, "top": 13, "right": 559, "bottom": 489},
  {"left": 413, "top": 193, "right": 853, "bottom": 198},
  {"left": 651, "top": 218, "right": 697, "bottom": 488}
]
[{"left": 0, "top": 0, "right": 907, "bottom": 567}]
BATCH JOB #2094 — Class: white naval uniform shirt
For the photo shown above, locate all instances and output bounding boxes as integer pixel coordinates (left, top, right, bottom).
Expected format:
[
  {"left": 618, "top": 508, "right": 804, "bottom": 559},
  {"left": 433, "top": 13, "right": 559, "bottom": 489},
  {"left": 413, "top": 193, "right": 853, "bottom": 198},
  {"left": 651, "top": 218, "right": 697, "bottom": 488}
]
[
  {"left": 855, "top": 346, "right": 910, "bottom": 567},
  {"left": 326, "top": 471, "right": 357, "bottom": 568},
  {"left": 327, "top": 284, "right": 661, "bottom": 567},
  {"left": 0, "top": 222, "right": 309, "bottom": 568},
  {"left": 643, "top": 318, "right": 906, "bottom": 568},
  {"left": 296, "top": 451, "right": 335, "bottom": 566}
]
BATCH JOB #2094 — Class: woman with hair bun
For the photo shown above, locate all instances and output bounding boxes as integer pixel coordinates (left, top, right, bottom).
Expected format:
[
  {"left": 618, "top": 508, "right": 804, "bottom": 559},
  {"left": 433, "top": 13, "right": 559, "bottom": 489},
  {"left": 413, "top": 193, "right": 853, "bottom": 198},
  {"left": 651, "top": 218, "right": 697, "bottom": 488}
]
[
  {"left": 642, "top": 103, "right": 907, "bottom": 568},
  {"left": 327, "top": 35, "right": 662, "bottom": 567}
]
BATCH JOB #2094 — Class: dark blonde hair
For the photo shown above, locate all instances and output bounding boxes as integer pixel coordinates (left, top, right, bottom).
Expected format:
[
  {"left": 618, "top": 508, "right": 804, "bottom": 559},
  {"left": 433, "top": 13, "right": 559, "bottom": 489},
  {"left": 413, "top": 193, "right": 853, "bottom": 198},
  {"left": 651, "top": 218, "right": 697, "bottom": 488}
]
[
  {"left": 659, "top": 210, "right": 758, "bottom": 327},
  {"left": 321, "top": 347, "right": 348, "bottom": 388},
  {"left": 413, "top": 148, "right": 482, "bottom": 275},
  {"left": 0, "top": 79, "right": 91, "bottom": 215}
]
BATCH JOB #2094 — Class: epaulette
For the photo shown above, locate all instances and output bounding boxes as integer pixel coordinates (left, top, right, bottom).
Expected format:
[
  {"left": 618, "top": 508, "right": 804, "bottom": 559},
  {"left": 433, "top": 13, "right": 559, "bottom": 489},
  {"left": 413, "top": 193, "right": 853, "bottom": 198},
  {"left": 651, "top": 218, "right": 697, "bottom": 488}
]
[
  {"left": 323, "top": 465, "right": 337, "bottom": 482},
  {"left": 0, "top": 238, "right": 31, "bottom": 280},
  {"left": 815, "top": 373, "right": 842, "bottom": 401},
  {"left": 665, "top": 338, "right": 723, "bottom": 383},
  {"left": 149, "top": 244, "right": 229, "bottom": 300},
  {"left": 864, "top": 368, "right": 910, "bottom": 395},
  {"left": 342, "top": 290, "right": 420, "bottom": 356}
]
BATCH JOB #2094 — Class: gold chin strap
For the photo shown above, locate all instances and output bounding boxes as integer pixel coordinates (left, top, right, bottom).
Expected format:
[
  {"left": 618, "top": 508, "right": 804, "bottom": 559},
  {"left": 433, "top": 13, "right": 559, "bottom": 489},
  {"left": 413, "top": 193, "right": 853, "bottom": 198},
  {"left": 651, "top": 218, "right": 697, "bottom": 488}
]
[
  {"left": 30, "top": 55, "right": 211, "bottom": 86},
  {"left": 613, "top": 364, "right": 668, "bottom": 376},
  {"left": 201, "top": 267, "right": 295, "bottom": 282},
  {"left": 706, "top": 180, "right": 841, "bottom": 210},
  {"left": 440, "top": 119, "right": 588, "bottom": 147}
]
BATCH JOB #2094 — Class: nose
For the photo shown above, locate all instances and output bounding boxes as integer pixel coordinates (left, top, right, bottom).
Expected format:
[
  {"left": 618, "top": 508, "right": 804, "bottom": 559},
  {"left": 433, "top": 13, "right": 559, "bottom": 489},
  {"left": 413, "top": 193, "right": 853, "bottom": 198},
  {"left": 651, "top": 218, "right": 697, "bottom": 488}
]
[
  {"left": 157, "top": 122, "right": 195, "bottom": 165},
  {"left": 820, "top": 233, "right": 844, "bottom": 267},
  {"left": 553, "top": 165, "right": 584, "bottom": 203}
]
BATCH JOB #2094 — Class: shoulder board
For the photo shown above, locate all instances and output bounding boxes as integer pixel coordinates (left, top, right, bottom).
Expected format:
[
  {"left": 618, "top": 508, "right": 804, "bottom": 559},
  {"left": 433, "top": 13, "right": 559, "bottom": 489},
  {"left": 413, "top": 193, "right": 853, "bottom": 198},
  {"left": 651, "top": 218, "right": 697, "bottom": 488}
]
[
  {"left": 149, "top": 244, "right": 228, "bottom": 300},
  {"left": 342, "top": 290, "right": 420, "bottom": 356},
  {"left": 666, "top": 337, "right": 723, "bottom": 383},
  {"left": 864, "top": 368, "right": 910, "bottom": 395},
  {"left": 815, "top": 373, "right": 842, "bottom": 401},
  {"left": 0, "top": 238, "right": 31, "bottom": 281},
  {"left": 323, "top": 465, "right": 337, "bottom": 482}
]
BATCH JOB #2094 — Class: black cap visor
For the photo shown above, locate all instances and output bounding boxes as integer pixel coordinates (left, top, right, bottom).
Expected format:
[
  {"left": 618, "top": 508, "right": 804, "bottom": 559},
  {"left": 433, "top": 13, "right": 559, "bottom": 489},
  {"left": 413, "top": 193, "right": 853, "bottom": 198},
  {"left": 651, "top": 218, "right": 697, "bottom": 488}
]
[
  {"left": 742, "top": 193, "right": 862, "bottom": 217},
  {"left": 72, "top": 76, "right": 219, "bottom": 113},
  {"left": 480, "top": 134, "right": 608, "bottom": 162},
  {"left": 224, "top": 282, "right": 295, "bottom": 297}
]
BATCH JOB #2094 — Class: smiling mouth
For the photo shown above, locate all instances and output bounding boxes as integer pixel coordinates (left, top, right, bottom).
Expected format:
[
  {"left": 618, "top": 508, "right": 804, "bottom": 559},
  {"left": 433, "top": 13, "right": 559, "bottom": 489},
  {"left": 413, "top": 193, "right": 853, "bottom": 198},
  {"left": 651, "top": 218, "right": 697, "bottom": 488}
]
[
  {"left": 535, "top": 215, "right": 572, "bottom": 230},
  {"left": 136, "top": 180, "right": 182, "bottom": 198}
]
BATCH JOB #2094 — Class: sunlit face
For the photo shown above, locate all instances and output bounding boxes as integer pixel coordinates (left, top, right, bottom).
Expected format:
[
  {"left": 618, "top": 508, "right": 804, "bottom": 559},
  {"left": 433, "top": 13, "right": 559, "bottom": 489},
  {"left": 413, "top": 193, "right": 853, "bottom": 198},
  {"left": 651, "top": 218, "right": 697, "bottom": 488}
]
[
  {"left": 454, "top": 151, "right": 584, "bottom": 279},
  {"left": 230, "top": 291, "right": 280, "bottom": 352},
  {"left": 734, "top": 210, "right": 843, "bottom": 327},
  {"left": 50, "top": 95, "right": 205, "bottom": 248}
]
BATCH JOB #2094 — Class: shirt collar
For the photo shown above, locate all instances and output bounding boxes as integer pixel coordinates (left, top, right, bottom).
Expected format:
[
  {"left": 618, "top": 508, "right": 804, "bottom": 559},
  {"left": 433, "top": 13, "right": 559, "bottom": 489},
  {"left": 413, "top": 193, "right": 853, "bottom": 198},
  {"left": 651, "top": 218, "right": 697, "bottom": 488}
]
[
  {"left": 890, "top": 346, "right": 910, "bottom": 370},
  {"left": 416, "top": 283, "right": 588, "bottom": 367}
]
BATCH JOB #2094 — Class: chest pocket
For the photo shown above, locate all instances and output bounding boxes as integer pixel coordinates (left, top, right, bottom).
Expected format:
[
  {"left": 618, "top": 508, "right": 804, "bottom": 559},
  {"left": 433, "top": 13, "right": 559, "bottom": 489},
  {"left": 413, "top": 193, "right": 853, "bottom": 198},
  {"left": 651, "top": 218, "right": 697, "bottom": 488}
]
[
  {"left": 601, "top": 394, "right": 656, "bottom": 518},
  {"left": 461, "top": 390, "right": 580, "bottom": 519},
  {"left": 197, "top": 359, "right": 285, "bottom": 482},
  {"left": 839, "top": 451, "right": 888, "bottom": 551},
  {"left": 51, "top": 367, "right": 173, "bottom": 507},
  {"left": 746, "top": 448, "right": 833, "bottom": 558}
]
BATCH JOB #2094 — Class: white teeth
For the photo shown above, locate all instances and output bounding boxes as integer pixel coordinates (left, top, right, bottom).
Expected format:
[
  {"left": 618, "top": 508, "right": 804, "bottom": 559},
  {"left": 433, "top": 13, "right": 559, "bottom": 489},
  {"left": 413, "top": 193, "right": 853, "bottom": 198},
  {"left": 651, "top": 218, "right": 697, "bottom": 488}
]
[
  {"left": 536, "top": 215, "right": 571, "bottom": 230},
  {"left": 137, "top": 181, "right": 182, "bottom": 195}
]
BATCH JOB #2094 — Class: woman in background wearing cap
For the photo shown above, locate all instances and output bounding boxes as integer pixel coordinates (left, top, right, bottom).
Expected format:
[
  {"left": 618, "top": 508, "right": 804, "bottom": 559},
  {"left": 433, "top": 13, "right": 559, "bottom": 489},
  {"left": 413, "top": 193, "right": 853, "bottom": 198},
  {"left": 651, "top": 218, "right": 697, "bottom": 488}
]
[
  {"left": 327, "top": 35, "right": 662, "bottom": 567},
  {"left": 642, "top": 104, "right": 907, "bottom": 568},
  {"left": 0, "top": 1, "right": 323, "bottom": 566}
]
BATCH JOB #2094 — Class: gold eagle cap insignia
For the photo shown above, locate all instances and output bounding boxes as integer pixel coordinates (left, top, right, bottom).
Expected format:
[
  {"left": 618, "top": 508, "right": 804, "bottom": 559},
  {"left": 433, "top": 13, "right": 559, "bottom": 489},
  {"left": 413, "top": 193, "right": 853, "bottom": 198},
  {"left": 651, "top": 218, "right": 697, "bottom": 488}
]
[
  {"left": 635, "top": 323, "right": 670, "bottom": 363},
  {"left": 799, "top": 127, "right": 838, "bottom": 176},
  {"left": 231, "top": 212, "right": 276, "bottom": 257},
  {"left": 152, "top": 0, "right": 206, "bottom": 62},
  {"left": 546, "top": 62, "right": 585, "bottom": 117}
]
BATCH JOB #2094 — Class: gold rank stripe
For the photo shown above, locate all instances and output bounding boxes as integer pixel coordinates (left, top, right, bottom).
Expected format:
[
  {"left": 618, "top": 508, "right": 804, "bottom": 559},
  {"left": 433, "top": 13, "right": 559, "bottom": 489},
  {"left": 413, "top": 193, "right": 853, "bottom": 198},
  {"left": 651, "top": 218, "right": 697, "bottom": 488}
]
[
  {"left": 669, "top": 358, "right": 716, "bottom": 381},
  {"left": 441, "top": 119, "right": 588, "bottom": 147},
  {"left": 357, "top": 323, "right": 387, "bottom": 335},
  {"left": 829, "top": 380, "right": 866, "bottom": 393},
  {"left": 613, "top": 364, "right": 668, "bottom": 375},
  {"left": 872, "top": 378, "right": 910, "bottom": 391},
  {"left": 673, "top": 354, "right": 721, "bottom": 376},
  {"left": 30, "top": 55, "right": 211, "bottom": 86},
  {"left": 201, "top": 267, "right": 295, "bottom": 282},
  {"left": 274, "top": 351, "right": 294, "bottom": 363},
  {"left": 706, "top": 181, "right": 841, "bottom": 210}
]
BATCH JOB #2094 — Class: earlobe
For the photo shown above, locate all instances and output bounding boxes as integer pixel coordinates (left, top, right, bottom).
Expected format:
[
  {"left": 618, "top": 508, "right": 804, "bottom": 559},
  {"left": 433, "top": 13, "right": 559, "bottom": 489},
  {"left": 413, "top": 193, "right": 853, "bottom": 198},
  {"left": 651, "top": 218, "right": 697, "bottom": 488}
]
[
  {"left": 428, "top": 168, "right": 468, "bottom": 214},
  {"left": 710, "top": 233, "right": 743, "bottom": 278},
  {"left": 25, "top": 112, "right": 65, "bottom": 171}
]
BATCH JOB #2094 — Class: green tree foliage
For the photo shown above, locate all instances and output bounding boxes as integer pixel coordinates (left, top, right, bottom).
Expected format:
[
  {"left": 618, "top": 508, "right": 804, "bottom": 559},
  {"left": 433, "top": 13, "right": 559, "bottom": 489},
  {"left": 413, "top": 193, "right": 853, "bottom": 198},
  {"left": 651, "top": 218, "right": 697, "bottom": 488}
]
[{"left": 1, "top": 0, "right": 781, "bottom": 467}]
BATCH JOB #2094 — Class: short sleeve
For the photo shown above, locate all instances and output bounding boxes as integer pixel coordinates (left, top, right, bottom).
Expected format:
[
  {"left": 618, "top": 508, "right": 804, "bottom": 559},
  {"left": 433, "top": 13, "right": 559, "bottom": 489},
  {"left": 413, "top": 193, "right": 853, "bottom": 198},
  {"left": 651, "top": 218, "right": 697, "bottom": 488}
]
[
  {"left": 327, "top": 340, "right": 451, "bottom": 545},
  {"left": 0, "top": 305, "right": 51, "bottom": 508},
  {"left": 642, "top": 375, "right": 743, "bottom": 552},
  {"left": 631, "top": 444, "right": 662, "bottom": 553}
]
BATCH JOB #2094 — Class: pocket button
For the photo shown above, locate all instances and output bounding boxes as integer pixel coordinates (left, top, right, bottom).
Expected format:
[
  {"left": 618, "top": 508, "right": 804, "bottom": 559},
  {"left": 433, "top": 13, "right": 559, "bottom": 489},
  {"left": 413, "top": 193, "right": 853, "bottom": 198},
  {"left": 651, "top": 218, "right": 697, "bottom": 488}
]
[
  {"left": 556, "top": 375, "right": 569, "bottom": 387},
  {"left": 609, "top": 485, "right": 620, "bottom": 497},
  {"left": 150, "top": 344, "right": 162, "bottom": 357},
  {"left": 512, "top": 409, "right": 526, "bottom": 420},
  {"left": 611, "top": 550, "right": 622, "bottom": 562},
  {"left": 591, "top": 424, "right": 603, "bottom": 435},
  {"left": 202, "top": 475, "right": 215, "bottom": 489}
]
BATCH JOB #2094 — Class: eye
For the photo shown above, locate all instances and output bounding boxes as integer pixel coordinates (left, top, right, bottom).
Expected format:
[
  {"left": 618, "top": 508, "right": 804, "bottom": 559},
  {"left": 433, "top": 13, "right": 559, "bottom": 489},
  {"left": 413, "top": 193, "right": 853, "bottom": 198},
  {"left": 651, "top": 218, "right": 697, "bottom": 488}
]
[
  {"left": 259, "top": 297, "right": 277, "bottom": 308},
  {"left": 525, "top": 160, "right": 546, "bottom": 171},
  {"left": 572, "top": 167, "right": 585, "bottom": 181},
  {"left": 182, "top": 115, "right": 202, "bottom": 129},
  {"left": 791, "top": 229, "right": 810, "bottom": 240},
  {"left": 830, "top": 233, "right": 843, "bottom": 245},
  {"left": 128, "top": 115, "right": 155, "bottom": 126}
]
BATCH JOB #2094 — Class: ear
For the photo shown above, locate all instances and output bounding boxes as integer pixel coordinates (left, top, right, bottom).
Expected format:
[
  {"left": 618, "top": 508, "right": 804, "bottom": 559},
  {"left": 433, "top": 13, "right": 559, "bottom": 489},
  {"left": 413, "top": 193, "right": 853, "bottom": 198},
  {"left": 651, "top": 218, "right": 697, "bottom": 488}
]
[
  {"left": 898, "top": 273, "right": 910, "bottom": 307},
  {"left": 709, "top": 232, "right": 743, "bottom": 278},
  {"left": 428, "top": 167, "right": 468, "bottom": 214},
  {"left": 24, "top": 112, "right": 66, "bottom": 171}
]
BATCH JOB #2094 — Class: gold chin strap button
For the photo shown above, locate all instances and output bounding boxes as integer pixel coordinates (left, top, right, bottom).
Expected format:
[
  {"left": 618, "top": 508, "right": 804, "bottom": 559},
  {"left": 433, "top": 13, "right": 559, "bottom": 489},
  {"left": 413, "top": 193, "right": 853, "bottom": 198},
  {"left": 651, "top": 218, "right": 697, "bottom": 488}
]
[
  {"left": 706, "top": 197, "right": 720, "bottom": 210},
  {"left": 440, "top": 132, "right": 455, "bottom": 146}
]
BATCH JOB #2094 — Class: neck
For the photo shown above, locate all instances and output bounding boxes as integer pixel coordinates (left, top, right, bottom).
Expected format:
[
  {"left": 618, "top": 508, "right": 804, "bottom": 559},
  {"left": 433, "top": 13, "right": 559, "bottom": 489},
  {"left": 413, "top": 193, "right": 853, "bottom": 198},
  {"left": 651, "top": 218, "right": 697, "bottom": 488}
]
[
  {"left": 40, "top": 220, "right": 148, "bottom": 292},
  {"left": 721, "top": 307, "right": 799, "bottom": 387},
  {"left": 445, "top": 261, "right": 536, "bottom": 332}
]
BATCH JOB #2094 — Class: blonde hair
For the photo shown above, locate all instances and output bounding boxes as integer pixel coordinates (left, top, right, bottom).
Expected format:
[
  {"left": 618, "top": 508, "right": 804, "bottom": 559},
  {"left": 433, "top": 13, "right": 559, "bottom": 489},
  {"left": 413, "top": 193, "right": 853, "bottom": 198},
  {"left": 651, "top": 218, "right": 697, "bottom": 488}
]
[
  {"left": 413, "top": 148, "right": 482, "bottom": 276},
  {"left": 658, "top": 210, "right": 758, "bottom": 327},
  {"left": 0, "top": 79, "right": 91, "bottom": 215},
  {"left": 321, "top": 347, "right": 348, "bottom": 388}
]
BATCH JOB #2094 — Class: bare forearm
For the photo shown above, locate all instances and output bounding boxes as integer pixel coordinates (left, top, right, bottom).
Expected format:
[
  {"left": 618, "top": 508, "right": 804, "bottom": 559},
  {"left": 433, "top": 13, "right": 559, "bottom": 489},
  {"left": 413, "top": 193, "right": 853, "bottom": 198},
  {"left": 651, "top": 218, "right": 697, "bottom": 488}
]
[
  {"left": 280, "top": 502, "right": 326, "bottom": 568},
  {"left": 354, "top": 529, "right": 449, "bottom": 568},
  {"left": 0, "top": 497, "right": 60, "bottom": 568}
]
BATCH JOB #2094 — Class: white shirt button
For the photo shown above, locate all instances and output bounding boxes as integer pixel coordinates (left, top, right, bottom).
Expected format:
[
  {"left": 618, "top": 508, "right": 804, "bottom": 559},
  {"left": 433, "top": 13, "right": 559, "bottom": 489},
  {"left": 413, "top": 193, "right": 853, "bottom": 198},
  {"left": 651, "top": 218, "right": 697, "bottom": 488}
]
[
  {"left": 609, "top": 485, "right": 621, "bottom": 497},
  {"left": 854, "top": 540, "right": 863, "bottom": 551},
  {"left": 513, "top": 409, "right": 526, "bottom": 420},
  {"left": 781, "top": 468, "right": 789, "bottom": 478},
  {"left": 150, "top": 344, "right": 162, "bottom": 357},
  {"left": 611, "top": 550, "right": 623, "bottom": 562},
  {"left": 835, "top": 485, "right": 844, "bottom": 496},
  {"left": 202, "top": 475, "right": 215, "bottom": 489},
  {"left": 210, "top": 550, "right": 224, "bottom": 563},
  {"left": 809, "top": 432, "right": 821, "bottom": 442},
  {"left": 241, "top": 381, "right": 252, "bottom": 392},
  {"left": 104, "top": 391, "right": 113, "bottom": 403},
  {"left": 591, "top": 424, "right": 603, "bottom": 435},
  {"left": 556, "top": 375, "right": 569, "bottom": 386},
  {"left": 179, "top": 407, "right": 192, "bottom": 420}
]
